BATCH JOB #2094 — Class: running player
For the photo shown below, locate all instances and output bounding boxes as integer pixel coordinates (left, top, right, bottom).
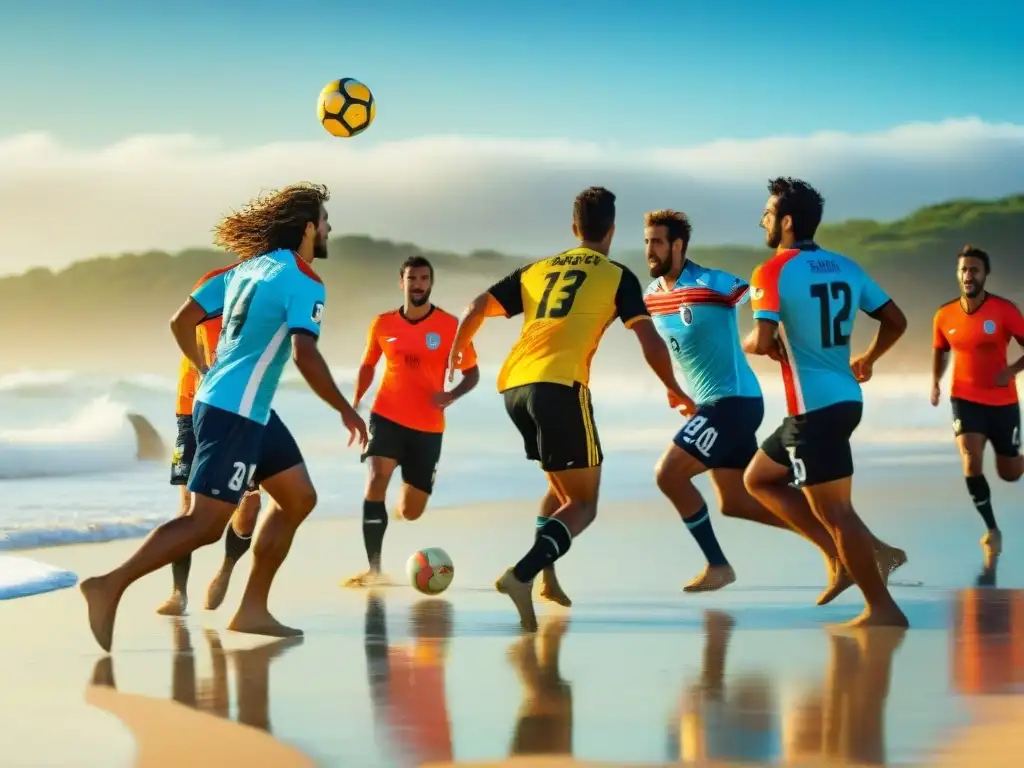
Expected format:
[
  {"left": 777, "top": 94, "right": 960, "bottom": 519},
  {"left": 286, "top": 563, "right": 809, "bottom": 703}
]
[
  {"left": 931, "top": 245, "right": 1024, "bottom": 562},
  {"left": 159, "top": 271, "right": 261, "bottom": 617},
  {"left": 643, "top": 209, "right": 856, "bottom": 603},
  {"left": 80, "top": 183, "right": 368, "bottom": 651},
  {"left": 742, "top": 177, "right": 909, "bottom": 628},
  {"left": 344, "top": 255, "right": 480, "bottom": 586},
  {"left": 447, "top": 186, "right": 687, "bottom": 631}
]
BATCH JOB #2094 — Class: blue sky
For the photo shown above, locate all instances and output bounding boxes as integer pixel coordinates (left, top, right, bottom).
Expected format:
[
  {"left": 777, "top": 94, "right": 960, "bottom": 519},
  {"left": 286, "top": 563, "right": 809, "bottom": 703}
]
[{"left": 2, "top": 0, "right": 1022, "bottom": 148}]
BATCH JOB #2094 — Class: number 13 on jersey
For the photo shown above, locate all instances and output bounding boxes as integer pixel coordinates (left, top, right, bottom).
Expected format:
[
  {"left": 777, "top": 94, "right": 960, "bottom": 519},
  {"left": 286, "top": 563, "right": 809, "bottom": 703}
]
[{"left": 536, "top": 269, "right": 588, "bottom": 319}]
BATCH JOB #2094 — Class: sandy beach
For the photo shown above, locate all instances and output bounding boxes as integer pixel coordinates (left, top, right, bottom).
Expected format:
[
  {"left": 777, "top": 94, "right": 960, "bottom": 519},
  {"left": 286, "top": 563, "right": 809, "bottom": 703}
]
[{"left": 2, "top": 497, "right": 1023, "bottom": 767}]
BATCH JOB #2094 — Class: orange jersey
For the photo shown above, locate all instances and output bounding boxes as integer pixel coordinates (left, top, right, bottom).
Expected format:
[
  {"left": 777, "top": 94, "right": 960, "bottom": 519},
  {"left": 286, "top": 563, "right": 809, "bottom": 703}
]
[
  {"left": 933, "top": 294, "right": 1024, "bottom": 406},
  {"left": 362, "top": 306, "right": 478, "bottom": 433},
  {"left": 174, "top": 264, "right": 238, "bottom": 415},
  {"left": 384, "top": 645, "right": 453, "bottom": 764}
]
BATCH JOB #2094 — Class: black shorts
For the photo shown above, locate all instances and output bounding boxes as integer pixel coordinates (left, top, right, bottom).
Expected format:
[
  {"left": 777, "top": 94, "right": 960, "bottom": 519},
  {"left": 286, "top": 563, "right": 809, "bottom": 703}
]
[
  {"left": 673, "top": 396, "right": 764, "bottom": 470},
  {"left": 952, "top": 398, "right": 1022, "bottom": 457},
  {"left": 187, "top": 405, "right": 302, "bottom": 504},
  {"left": 170, "top": 415, "right": 197, "bottom": 486},
  {"left": 760, "top": 401, "right": 863, "bottom": 488},
  {"left": 361, "top": 412, "right": 442, "bottom": 495},
  {"left": 503, "top": 381, "right": 602, "bottom": 472}
]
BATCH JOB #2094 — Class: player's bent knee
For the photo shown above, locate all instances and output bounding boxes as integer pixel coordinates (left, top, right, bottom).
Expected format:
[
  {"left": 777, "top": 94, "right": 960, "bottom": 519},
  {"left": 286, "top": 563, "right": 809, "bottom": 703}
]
[
  {"left": 654, "top": 447, "right": 703, "bottom": 493},
  {"left": 996, "top": 457, "right": 1024, "bottom": 482}
]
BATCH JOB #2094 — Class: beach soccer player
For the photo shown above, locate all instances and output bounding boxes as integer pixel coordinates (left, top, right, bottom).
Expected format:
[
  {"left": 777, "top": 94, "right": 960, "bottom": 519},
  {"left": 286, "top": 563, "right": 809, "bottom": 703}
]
[
  {"left": 931, "top": 244, "right": 1024, "bottom": 563},
  {"left": 642, "top": 209, "right": 862, "bottom": 603},
  {"left": 742, "top": 177, "right": 909, "bottom": 628},
  {"left": 81, "top": 183, "right": 368, "bottom": 651},
  {"left": 159, "top": 267, "right": 261, "bottom": 617},
  {"left": 447, "top": 186, "right": 687, "bottom": 631},
  {"left": 344, "top": 255, "right": 480, "bottom": 587}
]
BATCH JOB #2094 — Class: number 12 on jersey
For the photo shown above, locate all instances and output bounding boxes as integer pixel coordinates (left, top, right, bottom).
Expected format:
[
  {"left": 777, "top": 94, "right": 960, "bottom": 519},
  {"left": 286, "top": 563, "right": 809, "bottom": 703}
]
[
  {"left": 536, "top": 269, "right": 588, "bottom": 319},
  {"left": 810, "top": 281, "right": 852, "bottom": 348}
]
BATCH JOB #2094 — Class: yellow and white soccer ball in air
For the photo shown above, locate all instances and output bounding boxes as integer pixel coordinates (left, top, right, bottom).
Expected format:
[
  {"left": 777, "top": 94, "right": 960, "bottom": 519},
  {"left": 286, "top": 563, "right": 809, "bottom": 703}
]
[
  {"left": 317, "top": 78, "right": 376, "bottom": 138},
  {"left": 407, "top": 547, "right": 455, "bottom": 595}
]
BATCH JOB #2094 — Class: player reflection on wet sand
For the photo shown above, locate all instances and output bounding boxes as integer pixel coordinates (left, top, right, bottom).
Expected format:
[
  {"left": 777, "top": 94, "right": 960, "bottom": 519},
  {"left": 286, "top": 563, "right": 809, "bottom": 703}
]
[
  {"left": 782, "top": 626, "right": 906, "bottom": 765},
  {"left": 88, "top": 619, "right": 303, "bottom": 733},
  {"left": 951, "top": 587, "right": 1024, "bottom": 697},
  {"left": 507, "top": 615, "right": 573, "bottom": 758},
  {"left": 666, "top": 610, "right": 780, "bottom": 764},
  {"left": 364, "top": 592, "right": 454, "bottom": 765}
]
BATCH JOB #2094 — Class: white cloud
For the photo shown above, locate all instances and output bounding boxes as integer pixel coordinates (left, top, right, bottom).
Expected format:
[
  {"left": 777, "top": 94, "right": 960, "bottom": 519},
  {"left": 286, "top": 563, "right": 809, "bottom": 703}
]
[{"left": 0, "top": 117, "right": 1022, "bottom": 273}]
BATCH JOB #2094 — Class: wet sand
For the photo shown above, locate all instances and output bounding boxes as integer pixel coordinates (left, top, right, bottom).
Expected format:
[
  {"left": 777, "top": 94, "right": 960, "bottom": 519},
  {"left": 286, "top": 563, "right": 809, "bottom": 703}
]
[{"left": 1, "top": 497, "right": 1023, "bottom": 766}]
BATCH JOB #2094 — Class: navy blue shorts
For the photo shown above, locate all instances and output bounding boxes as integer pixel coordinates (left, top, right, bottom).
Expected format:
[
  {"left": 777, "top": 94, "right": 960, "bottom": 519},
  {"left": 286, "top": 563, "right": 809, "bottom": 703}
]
[
  {"left": 188, "top": 404, "right": 304, "bottom": 505},
  {"left": 170, "top": 415, "right": 197, "bottom": 486},
  {"left": 673, "top": 396, "right": 764, "bottom": 470}
]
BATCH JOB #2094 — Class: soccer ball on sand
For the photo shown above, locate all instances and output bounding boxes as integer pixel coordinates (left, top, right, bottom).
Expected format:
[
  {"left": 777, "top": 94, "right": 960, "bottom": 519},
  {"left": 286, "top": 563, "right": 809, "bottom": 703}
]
[{"left": 407, "top": 547, "right": 455, "bottom": 595}]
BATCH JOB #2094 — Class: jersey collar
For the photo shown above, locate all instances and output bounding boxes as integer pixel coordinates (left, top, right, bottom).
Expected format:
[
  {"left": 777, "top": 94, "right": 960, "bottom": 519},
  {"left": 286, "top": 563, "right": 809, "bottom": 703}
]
[
  {"left": 777, "top": 240, "right": 820, "bottom": 253},
  {"left": 565, "top": 246, "right": 606, "bottom": 259}
]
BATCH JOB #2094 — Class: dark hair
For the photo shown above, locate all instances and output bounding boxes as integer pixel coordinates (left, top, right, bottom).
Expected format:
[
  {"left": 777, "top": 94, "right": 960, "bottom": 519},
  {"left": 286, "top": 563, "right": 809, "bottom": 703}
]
[
  {"left": 644, "top": 209, "right": 692, "bottom": 246},
  {"left": 213, "top": 182, "right": 329, "bottom": 259},
  {"left": 573, "top": 186, "right": 616, "bottom": 242},
  {"left": 768, "top": 177, "right": 824, "bottom": 241},
  {"left": 958, "top": 244, "right": 990, "bottom": 273},
  {"left": 400, "top": 254, "right": 434, "bottom": 280}
]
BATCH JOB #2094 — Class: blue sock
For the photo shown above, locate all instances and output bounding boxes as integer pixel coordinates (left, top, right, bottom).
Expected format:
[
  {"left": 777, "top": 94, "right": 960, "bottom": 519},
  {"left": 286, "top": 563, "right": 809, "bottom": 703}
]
[{"left": 685, "top": 506, "right": 728, "bottom": 567}]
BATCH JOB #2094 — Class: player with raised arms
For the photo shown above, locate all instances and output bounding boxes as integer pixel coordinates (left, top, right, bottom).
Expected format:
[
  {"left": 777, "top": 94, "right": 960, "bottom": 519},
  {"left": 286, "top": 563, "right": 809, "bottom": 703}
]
[
  {"left": 80, "top": 183, "right": 368, "bottom": 651},
  {"left": 344, "top": 255, "right": 480, "bottom": 587},
  {"left": 742, "top": 177, "right": 909, "bottom": 628},
  {"left": 642, "top": 209, "right": 872, "bottom": 603},
  {"left": 158, "top": 270, "right": 261, "bottom": 617},
  {"left": 931, "top": 245, "right": 1024, "bottom": 564},
  {"left": 448, "top": 186, "right": 687, "bottom": 631}
]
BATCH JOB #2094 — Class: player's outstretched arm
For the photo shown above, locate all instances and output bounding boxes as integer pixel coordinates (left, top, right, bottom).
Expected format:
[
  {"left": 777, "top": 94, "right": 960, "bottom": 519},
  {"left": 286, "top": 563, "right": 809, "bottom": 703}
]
[
  {"left": 631, "top": 319, "right": 693, "bottom": 412},
  {"left": 448, "top": 269, "right": 524, "bottom": 382},
  {"left": 170, "top": 298, "right": 211, "bottom": 373},
  {"left": 292, "top": 334, "right": 367, "bottom": 446}
]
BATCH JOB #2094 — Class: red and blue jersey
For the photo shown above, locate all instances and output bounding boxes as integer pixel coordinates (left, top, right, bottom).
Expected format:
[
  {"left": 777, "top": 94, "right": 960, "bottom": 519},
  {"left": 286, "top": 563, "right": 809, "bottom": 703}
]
[{"left": 750, "top": 243, "right": 890, "bottom": 415}]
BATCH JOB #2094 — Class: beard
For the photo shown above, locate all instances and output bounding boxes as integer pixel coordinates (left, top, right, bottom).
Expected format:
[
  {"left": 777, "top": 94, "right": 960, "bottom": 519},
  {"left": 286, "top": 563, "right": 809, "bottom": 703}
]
[
  {"left": 648, "top": 256, "right": 672, "bottom": 279},
  {"left": 409, "top": 289, "right": 431, "bottom": 307},
  {"left": 765, "top": 221, "right": 782, "bottom": 249},
  {"left": 961, "top": 280, "right": 984, "bottom": 298},
  {"left": 313, "top": 236, "right": 328, "bottom": 260}
]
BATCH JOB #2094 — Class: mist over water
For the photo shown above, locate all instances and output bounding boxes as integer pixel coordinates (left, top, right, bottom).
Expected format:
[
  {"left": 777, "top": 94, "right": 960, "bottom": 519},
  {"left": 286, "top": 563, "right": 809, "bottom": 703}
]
[{"left": 0, "top": 365, "right": 973, "bottom": 551}]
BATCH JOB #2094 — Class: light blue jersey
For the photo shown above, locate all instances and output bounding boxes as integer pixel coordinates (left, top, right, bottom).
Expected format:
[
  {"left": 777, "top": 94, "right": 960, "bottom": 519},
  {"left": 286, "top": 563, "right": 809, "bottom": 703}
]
[
  {"left": 749, "top": 244, "right": 889, "bottom": 415},
  {"left": 191, "top": 249, "right": 326, "bottom": 425},
  {"left": 644, "top": 261, "right": 762, "bottom": 405}
]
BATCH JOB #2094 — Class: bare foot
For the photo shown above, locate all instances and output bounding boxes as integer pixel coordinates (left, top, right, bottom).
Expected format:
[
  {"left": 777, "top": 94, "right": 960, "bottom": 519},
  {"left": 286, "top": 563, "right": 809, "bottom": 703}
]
[
  {"left": 875, "top": 544, "right": 907, "bottom": 584},
  {"left": 981, "top": 529, "right": 1002, "bottom": 559},
  {"left": 537, "top": 568, "right": 572, "bottom": 607},
  {"left": 342, "top": 569, "right": 392, "bottom": 588},
  {"left": 227, "top": 610, "right": 303, "bottom": 638},
  {"left": 683, "top": 564, "right": 736, "bottom": 593},
  {"left": 832, "top": 606, "right": 909, "bottom": 629},
  {"left": 204, "top": 562, "right": 235, "bottom": 610},
  {"left": 495, "top": 568, "right": 538, "bottom": 632},
  {"left": 155, "top": 591, "right": 188, "bottom": 616},
  {"left": 817, "top": 558, "right": 855, "bottom": 606},
  {"left": 80, "top": 576, "right": 123, "bottom": 653}
]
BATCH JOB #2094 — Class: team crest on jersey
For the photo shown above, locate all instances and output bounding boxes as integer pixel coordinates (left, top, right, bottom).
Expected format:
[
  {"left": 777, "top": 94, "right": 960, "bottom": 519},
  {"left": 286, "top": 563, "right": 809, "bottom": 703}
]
[
  {"left": 983, "top": 319, "right": 996, "bottom": 335},
  {"left": 311, "top": 302, "right": 324, "bottom": 324},
  {"left": 425, "top": 332, "right": 441, "bottom": 350},
  {"left": 681, "top": 307, "right": 693, "bottom": 326},
  {"left": 669, "top": 337, "right": 680, "bottom": 354},
  {"left": 752, "top": 287, "right": 764, "bottom": 300}
]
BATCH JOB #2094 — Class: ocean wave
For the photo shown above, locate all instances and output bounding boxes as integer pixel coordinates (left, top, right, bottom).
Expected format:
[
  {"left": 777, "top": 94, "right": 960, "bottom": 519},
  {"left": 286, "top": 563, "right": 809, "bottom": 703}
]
[
  {"left": 0, "top": 515, "right": 168, "bottom": 552},
  {"left": 0, "top": 397, "right": 163, "bottom": 479}
]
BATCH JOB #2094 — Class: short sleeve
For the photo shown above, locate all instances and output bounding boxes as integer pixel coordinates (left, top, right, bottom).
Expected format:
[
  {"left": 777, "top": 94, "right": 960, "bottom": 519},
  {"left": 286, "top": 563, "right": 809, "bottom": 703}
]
[
  {"left": 858, "top": 270, "right": 891, "bottom": 314},
  {"left": 613, "top": 266, "right": 650, "bottom": 328},
  {"left": 286, "top": 275, "right": 326, "bottom": 338},
  {"left": 361, "top": 315, "right": 383, "bottom": 366},
  {"left": 487, "top": 268, "right": 525, "bottom": 317},
  {"left": 456, "top": 341, "right": 478, "bottom": 370},
  {"left": 749, "top": 263, "right": 781, "bottom": 323},
  {"left": 191, "top": 272, "right": 228, "bottom": 317},
  {"left": 932, "top": 309, "right": 950, "bottom": 350},
  {"left": 1004, "top": 302, "right": 1024, "bottom": 343}
]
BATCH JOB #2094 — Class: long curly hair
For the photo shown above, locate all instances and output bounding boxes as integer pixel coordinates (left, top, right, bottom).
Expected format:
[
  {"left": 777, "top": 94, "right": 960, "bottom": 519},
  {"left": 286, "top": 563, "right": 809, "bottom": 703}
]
[{"left": 213, "top": 182, "right": 330, "bottom": 259}]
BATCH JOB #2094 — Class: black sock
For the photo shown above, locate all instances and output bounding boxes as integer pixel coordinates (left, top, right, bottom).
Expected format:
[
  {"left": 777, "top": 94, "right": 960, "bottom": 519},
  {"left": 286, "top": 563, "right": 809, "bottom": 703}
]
[
  {"left": 685, "top": 506, "right": 729, "bottom": 567},
  {"left": 224, "top": 525, "right": 252, "bottom": 561},
  {"left": 535, "top": 516, "right": 547, "bottom": 538},
  {"left": 171, "top": 554, "right": 191, "bottom": 594},
  {"left": 966, "top": 475, "right": 998, "bottom": 530},
  {"left": 513, "top": 518, "right": 572, "bottom": 583},
  {"left": 363, "top": 500, "right": 388, "bottom": 569}
]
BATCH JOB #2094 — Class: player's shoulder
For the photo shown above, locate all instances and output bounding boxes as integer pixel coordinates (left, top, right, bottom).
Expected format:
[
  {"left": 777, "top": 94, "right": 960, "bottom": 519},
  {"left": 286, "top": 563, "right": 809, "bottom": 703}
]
[
  {"left": 192, "top": 260, "right": 241, "bottom": 290},
  {"left": 275, "top": 249, "right": 324, "bottom": 286},
  {"left": 987, "top": 293, "right": 1022, "bottom": 314},
  {"left": 752, "top": 248, "right": 803, "bottom": 280},
  {"left": 429, "top": 305, "right": 460, "bottom": 322},
  {"left": 933, "top": 297, "right": 960, "bottom": 319}
]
